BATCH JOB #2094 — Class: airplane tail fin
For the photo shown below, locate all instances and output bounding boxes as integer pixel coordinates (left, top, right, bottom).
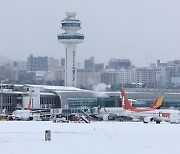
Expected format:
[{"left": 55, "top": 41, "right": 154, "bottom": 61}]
[
  {"left": 150, "top": 96, "right": 164, "bottom": 109},
  {"left": 121, "top": 89, "right": 136, "bottom": 110},
  {"left": 27, "top": 95, "right": 32, "bottom": 110},
  {"left": 103, "top": 107, "right": 109, "bottom": 113},
  {"left": 121, "top": 89, "right": 164, "bottom": 110},
  {"left": 150, "top": 98, "right": 158, "bottom": 109},
  {"left": 156, "top": 96, "right": 164, "bottom": 108},
  {"left": 103, "top": 107, "right": 107, "bottom": 112}
]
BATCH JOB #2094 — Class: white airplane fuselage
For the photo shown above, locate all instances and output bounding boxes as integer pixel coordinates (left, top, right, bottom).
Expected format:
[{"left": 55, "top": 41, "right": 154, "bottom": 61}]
[
  {"left": 12, "top": 110, "right": 32, "bottom": 120},
  {"left": 125, "top": 109, "right": 180, "bottom": 123},
  {"left": 96, "top": 107, "right": 124, "bottom": 120}
]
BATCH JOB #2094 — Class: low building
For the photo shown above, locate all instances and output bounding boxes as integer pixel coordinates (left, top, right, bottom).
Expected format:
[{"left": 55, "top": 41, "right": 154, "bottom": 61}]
[{"left": 1, "top": 84, "right": 180, "bottom": 114}]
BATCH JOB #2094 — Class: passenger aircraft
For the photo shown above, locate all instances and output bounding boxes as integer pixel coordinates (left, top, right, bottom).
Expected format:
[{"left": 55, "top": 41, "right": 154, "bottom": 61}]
[
  {"left": 11, "top": 93, "right": 33, "bottom": 120},
  {"left": 95, "top": 91, "right": 163, "bottom": 121},
  {"left": 121, "top": 89, "right": 180, "bottom": 124}
]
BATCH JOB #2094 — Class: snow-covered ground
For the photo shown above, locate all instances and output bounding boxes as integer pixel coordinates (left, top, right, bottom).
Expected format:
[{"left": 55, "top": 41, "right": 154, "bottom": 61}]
[{"left": 0, "top": 121, "right": 180, "bottom": 154}]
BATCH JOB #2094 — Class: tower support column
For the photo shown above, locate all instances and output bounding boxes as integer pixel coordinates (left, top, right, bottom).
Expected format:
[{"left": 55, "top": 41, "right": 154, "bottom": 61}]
[{"left": 65, "top": 43, "right": 77, "bottom": 87}]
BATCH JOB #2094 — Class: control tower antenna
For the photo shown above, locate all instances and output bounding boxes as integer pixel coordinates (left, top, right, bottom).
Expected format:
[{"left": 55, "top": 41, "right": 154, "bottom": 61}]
[{"left": 57, "top": 11, "right": 84, "bottom": 87}]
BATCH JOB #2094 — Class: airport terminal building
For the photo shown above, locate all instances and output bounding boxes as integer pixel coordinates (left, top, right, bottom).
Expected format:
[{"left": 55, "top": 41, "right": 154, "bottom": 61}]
[{"left": 1, "top": 84, "right": 180, "bottom": 114}]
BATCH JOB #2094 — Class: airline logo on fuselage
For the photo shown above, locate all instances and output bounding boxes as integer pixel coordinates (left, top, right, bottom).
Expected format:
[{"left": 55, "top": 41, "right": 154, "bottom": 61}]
[{"left": 158, "top": 112, "right": 171, "bottom": 118}]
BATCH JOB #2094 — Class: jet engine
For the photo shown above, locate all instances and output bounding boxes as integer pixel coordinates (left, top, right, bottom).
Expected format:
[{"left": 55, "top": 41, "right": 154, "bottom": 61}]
[
  {"left": 103, "top": 114, "right": 110, "bottom": 121},
  {"left": 103, "top": 114, "right": 117, "bottom": 121}
]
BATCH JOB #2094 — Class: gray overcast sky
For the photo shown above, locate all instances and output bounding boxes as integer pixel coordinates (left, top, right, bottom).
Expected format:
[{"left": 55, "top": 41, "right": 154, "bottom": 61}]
[{"left": 0, "top": 0, "right": 180, "bottom": 67}]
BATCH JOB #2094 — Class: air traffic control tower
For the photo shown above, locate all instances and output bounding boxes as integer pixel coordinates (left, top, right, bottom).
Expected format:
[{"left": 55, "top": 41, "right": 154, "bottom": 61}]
[{"left": 57, "top": 12, "right": 84, "bottom": 87}]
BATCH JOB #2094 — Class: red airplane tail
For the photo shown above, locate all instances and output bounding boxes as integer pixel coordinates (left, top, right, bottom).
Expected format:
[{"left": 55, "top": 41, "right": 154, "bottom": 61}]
[
  {"left": 121, "top": 89, "right": 136, "bottom": 110},
  {"left": 103, "top": 107, "right": 110, "bottom": 113},
  {"left": 150, "top": 98, "right": 158, "bottom": 109},
  {"left": 150, "top": 95, "right": 164, "bottom": 109},
  {"left": 27, "top": 95, "right": 32, "bottom": 110},
  {"left": 121, "top": 89, "right": 164, "bottom": 111}
]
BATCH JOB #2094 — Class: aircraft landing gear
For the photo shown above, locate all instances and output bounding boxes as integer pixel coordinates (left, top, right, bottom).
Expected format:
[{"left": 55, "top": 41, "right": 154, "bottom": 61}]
[{"left": 156, "top": 121, "right": 161, "bottom": 124}]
